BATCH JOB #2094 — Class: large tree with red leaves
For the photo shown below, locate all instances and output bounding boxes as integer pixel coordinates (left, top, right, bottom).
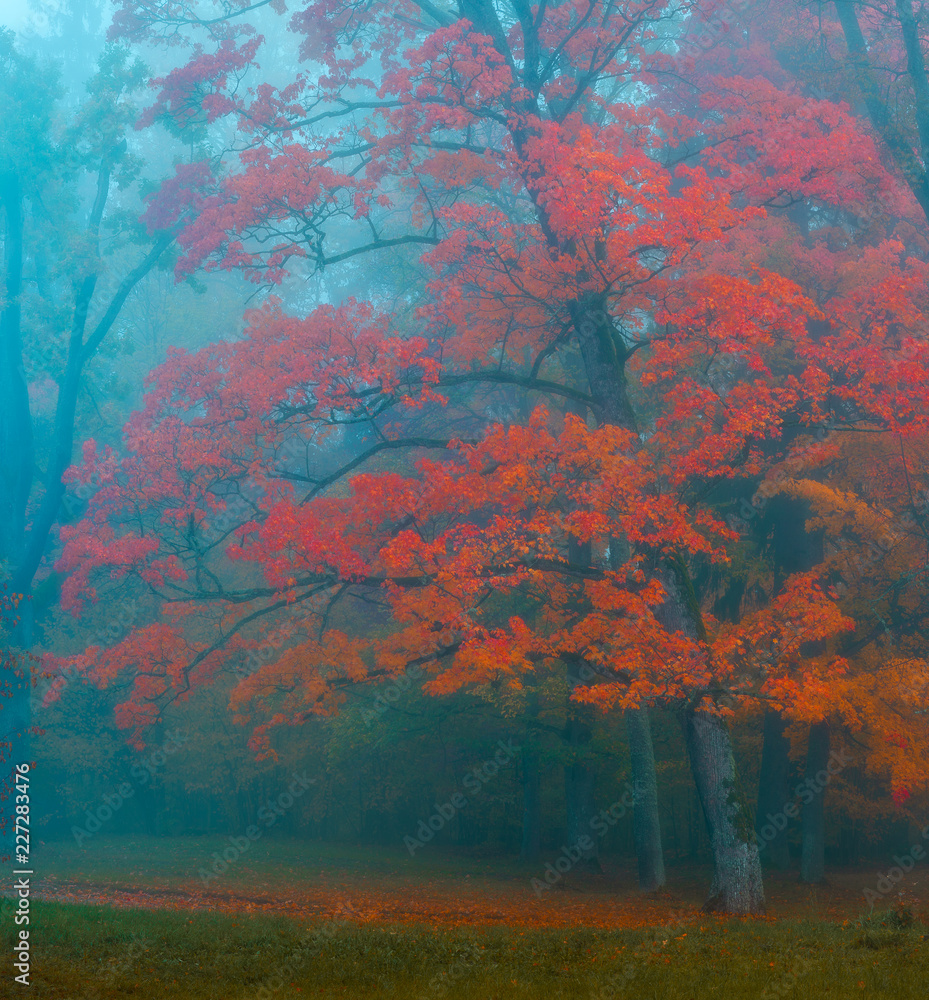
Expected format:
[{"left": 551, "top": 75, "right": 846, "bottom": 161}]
[
  {"left": 45, "top": 0, "right": 929, "bottom": 913},
  {"left": 664, "top": 0, "right": 929, "bottom": 881}
]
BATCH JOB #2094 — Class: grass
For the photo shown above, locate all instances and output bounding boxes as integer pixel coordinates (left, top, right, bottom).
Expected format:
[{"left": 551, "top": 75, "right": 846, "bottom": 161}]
[
  {"left": 7, "top": 899, "right": 929, "bottom": 999},
  {"left": 38, "top": 836, "right": 533, "bottom": 887},
  {"left": 13, "top": 837, "right": 929, "bottom": 996}
]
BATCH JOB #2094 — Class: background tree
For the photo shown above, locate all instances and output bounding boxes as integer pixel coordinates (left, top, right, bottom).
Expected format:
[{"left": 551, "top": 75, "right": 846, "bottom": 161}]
[{"left": 665, "top": 0, "right": 929, "bottom": 876}]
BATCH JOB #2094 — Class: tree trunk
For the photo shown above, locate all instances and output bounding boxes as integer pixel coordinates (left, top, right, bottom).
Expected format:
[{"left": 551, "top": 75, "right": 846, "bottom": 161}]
[
  {"left": 835, "top": 0, "right": 929, "bottom": 224},
  {"left": 684, "top": 708, "right": 766, "bottom": 913},
  {"left": 0, "top": 172, "right": 33, "bottom": 849},
  {"left": 800, "top": 721, "right": 830, "bottom": 884},
  {"left": 688, "top": 790, "right": 700, "bottom": 859},
  {"left": 755, "top": 710, "right": 792, "bottom": 870},
  {"left": 564, "top": 754, "right": 600, "bottom": 869},
  {"left": 549, "top": 228, "right": 766, "bottom": 911},
  {"left": 626, "top": 706, "right": 666, "bottom": 891},
  {"left": 563, "top": 540, "right": 600, "bottom": 870},
  {"left": 0, "top": 171, "right": 33, "bottom": 568},
  {"left": 520, "top": 748, "right": 541, "bottom": 861},
  {"left": 564, "top": 662, "right": 600, "bottom": 870},
  {"left": 655, "top": 568, "right": 765, "bottom": 914}
]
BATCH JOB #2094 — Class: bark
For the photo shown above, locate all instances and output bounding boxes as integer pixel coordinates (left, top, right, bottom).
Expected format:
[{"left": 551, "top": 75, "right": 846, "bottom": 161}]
[
  {"left": 626, "top": 705, "right": 666, "bottom": 891},
  {"left": 568, "top": 291, "right": 639, "bottom": 430},
  {"left": 800, "top": 721, "right": 830, "bottom": 884},
  {"left": 659, "top": 568, "right": 766, "bottom": 914},
  {"left": 835, "top": 0, "right": 929, "bottom": 222},
  {"left": 755, "top": 710, "right": 792, "bottom": 870},
  {"left": 684, "top": 708, "right": 766, "bottom": 913}
]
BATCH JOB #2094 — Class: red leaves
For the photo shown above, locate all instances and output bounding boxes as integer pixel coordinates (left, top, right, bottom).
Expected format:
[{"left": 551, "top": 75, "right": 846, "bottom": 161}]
[
  {"left": 381, "top": 22, "right": 512, "bottom": 108},
  {"left": 139, "top": 161, "right": 217, "bottom": 236},
  {"left": 892, "top": 786, "right": 912, "bottom": 807},
  {"left": 60, "top": 0, "right": 929, "bottom": 792},
  {"left": 137, "top": 37, "right": 263, "bottom": 132}
]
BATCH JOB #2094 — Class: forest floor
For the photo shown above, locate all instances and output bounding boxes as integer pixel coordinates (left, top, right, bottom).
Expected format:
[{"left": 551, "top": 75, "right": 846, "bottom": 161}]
[
  {"left": 24, "top": 835, "right": 929, "bottom": 926},
  {"left": 3, "top": 837, "right": 928, "bottom": 997}
]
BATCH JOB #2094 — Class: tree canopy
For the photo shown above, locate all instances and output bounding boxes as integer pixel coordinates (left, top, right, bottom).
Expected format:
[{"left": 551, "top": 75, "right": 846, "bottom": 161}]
[{"left": 30, "top": 0, "right": 929, "bottom": 912}]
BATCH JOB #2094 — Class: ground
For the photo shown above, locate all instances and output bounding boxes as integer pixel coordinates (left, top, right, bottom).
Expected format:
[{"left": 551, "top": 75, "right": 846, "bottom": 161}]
[{"left": 3, "top": 838, "right": 928, "bottom": 998}]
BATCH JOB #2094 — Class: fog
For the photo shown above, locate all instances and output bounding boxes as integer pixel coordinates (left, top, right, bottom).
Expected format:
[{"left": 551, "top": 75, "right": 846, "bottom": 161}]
[{"left": 1, "top": 0, "right": 928, "bottom": 995}]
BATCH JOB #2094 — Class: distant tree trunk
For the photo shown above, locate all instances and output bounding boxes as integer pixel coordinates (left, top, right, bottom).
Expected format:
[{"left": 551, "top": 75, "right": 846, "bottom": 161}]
[
  {"left": 800, "top": 721, "right": 830, "bottom": 884},
  {"left": 684, "top": 708, "right": 766, "bottom": 914},
  {"left": 520, "top": 748, "right": 541, "bottom": 861},
  {"left": 564, "top": 538, "right": 600, "bottom": 871},
  {"left": 564, "top": 751, "right": 600, "bottom": 870},
  {"left": 626, "top": 706, "right": 666, "bottom": 891},
  {"left": 520, "top": 686, "right": 542, "bottom": 861},
  {"left": 755, "top": 710, "right": 792, "bottom": 870},
  {"left": 688, "top": 789, "right": 702, "bottom": 859},
  {"left": 564, "top": 664, "right": 600, "bottom": 870},
  {"left": 0, "top": 172, "right": 33, "bottom": 847},
  {"left": 0, "top": 171, "right": 32, "bottom": 569}
]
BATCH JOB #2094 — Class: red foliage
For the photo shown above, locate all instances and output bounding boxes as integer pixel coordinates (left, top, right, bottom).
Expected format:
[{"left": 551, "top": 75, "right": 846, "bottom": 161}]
[{"left": 51, "top": 0, "right": 929, "bottom": 791}]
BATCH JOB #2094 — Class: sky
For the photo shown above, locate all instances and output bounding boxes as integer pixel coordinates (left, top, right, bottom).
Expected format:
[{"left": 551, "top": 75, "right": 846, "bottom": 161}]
[{"left": 1, "top": 1, "right": 34, "bottom": 30}]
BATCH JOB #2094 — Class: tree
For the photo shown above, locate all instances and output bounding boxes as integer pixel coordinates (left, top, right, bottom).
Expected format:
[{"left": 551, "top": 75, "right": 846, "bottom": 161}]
[
  {"left": 756, "top": 0, "right": 929, "bottom": 226},
  {"left": 45, "top": 0, "right": 929, "bottom": 913},
  {"left": 0, "top": 27, "right": 194, "bottom": 848},
  {"left": 665, "top": 0, "right": 929, "bottom": 877},
  {"left": 0, "top": 32, "right": 190, "bottom": 617}
]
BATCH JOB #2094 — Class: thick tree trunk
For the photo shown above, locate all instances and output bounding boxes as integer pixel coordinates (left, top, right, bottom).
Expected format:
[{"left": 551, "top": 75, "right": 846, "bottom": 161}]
[
  {"left": 626, "top": 706, "right": 666, "bottom": 891},
  {"left": 755, "top": 710, "right": 792, "bottom": 870},
  {"left": 684, "top": 708, "right": 766, "bottom": 913},
  {"left": 520, "top": 748, "right": 541, "bottom": 861},
  {"left": 800, "top": 721, "right": 830, "bottom": 884},
  {"left": 657, "top": 568, "right": 765, "bottom": 914}
]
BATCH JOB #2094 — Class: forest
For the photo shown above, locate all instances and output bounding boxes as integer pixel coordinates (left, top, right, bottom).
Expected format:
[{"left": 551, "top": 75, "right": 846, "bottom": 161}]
[{"left": 2, "top": 0, "right": 929, "bottom": 996}]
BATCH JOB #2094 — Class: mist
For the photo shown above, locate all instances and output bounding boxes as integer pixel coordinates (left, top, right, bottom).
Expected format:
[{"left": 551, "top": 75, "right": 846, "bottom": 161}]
[{"left": 1, "top": 0, "right": 929, "bottom": 996}]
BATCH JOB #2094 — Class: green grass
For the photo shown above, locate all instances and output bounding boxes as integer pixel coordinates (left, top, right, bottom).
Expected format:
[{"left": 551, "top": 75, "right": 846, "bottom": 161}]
[
  {"left": 17, "top": 837, "right": 929, "bottom": 996},
  {"left": 7, "top": 899, "right": 928, "bottom": 999}
]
